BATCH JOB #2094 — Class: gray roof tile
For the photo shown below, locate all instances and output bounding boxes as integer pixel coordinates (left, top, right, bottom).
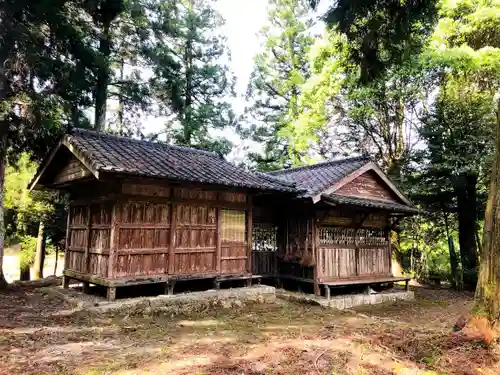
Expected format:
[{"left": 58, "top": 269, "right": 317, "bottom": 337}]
[
  {"left": 61, "top": 129, "right": 297, "bottom": 192},
  {"left": 322, "top": 194, "right": 420, "bottom": 214},
  {"left": 267, "top": 156, "right": 370, "bottom": 198}
]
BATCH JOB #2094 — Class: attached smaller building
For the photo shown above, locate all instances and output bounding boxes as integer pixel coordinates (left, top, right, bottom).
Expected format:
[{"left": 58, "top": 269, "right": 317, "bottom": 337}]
[{"left": 31, "top": 129, "right": 418, "bottom": 300}]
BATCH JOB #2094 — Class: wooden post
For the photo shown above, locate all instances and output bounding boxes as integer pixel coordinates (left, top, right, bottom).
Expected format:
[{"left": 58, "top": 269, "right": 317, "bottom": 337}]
[
  {"left": 167, "top": 280, "right": 175, "bottom": 295},
  {"left": 215, "top": 206, "right": 222, "bottom": 273},
  {"left": 168, "top": 203, "right": 177, "bottom": 275},
  {"left": 325, "top": 285, "right": 330, "bottom": 300},
  {"left": 84, "top": 205, "right": 92, "bottom": 274},
  {"left": 213, "top": 278, "right": 220, "bottom": 290},
  {"left": 387, "top": 226, "right": 393, "bottom": 276},
  {"left": 405, "top": 279, "right": 410, "bottom": 291},
  {"left": 107, "top": 286, "right": 116, "bottom": 301},
  {"left": 107, "top": 200, "right": 119, "bottom": 280},
  {"left": 83, "top": 282, "right": 91, "bottom": 294},
  {"left": 63, "top": 205, "right": 72, "bottom": 275},
  {"left": 247, "top": 195, "right": 253, "bottom": 275},
  {"left": 312, "top": 217, "right": 320, "bottom": 296},
  {"left": 62, "top": 275, "right": 70, "bottom": 289}
]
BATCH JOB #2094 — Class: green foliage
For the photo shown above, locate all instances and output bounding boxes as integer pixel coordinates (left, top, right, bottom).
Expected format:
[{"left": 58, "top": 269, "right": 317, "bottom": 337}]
[
  {"left": 147, "top": 0, "right": 235, "bottom": 155},
  {"left": 4, "top": 153, "right": 65, "bottom": 246},
  {"left": 315, "top": 0, "right": 438, "bottom": 82},
  {"left": 240, "top": 0, "right": 314, "bottom": 170},
  {"left": 399, "top": 216, "right": 455, "bottom": 281},
  {"left": 19, "top": 235, "right": 37, "bottom": 269}
]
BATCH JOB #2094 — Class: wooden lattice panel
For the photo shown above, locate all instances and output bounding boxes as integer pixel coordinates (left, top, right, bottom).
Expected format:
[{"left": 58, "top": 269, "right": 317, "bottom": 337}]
[
  {"left": 319, "top": 227, "right": 388, "bottom": 246},
  {"left": 221, "top": 209, "right": 246, "bottom": 244},
  {"left": 252, "top": 223, "right": 277, "bottom": 252}
]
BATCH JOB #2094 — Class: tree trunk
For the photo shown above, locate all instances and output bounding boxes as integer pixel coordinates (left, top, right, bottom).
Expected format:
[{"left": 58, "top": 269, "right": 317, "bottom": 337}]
[
  {"left": 53, "top": 246, "right": 59, "bottom": 275},
  {"left": 95, "top": 23, "right": 111, "bottom": 132},
  {"left": 116, "top": 58, "right": 125, "bottom": 133},
  {"left": 33, "top": 221, "right": 46, "bottom": 280},
  {"left": 19, "top": 262, "right": 30, "bottom": 281},
  {"left": 455, "top": 172, "right": 479, "bottom": 289},
  {"left": 0, "top": 131, "right": 8, "bottom": 288},
  {"left": 475, "top": 102, "right": 500, "bottom": 321},
  {"left": 444, "top": 210, "right": 460, "bottom": 289}
]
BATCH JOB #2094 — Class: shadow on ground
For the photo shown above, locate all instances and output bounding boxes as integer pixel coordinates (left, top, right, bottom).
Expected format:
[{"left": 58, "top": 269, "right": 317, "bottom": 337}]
[{"left": 0, "top": 285, "right": 497, "bottom": 375}]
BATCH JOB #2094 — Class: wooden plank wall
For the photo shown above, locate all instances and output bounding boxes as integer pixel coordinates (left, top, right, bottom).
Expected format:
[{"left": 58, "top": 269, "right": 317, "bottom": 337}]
[
  {"left": 54, "top": 155, "right": 92, "bottom": 184},
  {"left": 114, "top": 200, "right": 171, "bottom": 277},
  {"left": 335, "top": 171, "right": 399, "bottom": 202},
  {"left": 317, "top": 210, "right": 391, "bottom": 281},
  {"left": 65, "top": 182, "right": 252, "bottom": 281},
  {"left": 66, "top": 203, "right": 111, "bottom": 277}
]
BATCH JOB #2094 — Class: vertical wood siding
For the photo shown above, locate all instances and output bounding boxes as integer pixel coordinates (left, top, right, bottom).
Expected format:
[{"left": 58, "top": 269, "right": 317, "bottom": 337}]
[
  {"left": 115, "top": 200, "right": 171, "bottom": 277},
  {"left": 174, "top": 203, "right": 217, "bottom": 274},
  {"left": 317, "top": 223, "right": 391, "bottom": 280},
  {"left": 65, "top": 182, "right": 255, "bottom": 281},
  {"left": 66, "top": 203, "right": 111, "bottom": 277}
]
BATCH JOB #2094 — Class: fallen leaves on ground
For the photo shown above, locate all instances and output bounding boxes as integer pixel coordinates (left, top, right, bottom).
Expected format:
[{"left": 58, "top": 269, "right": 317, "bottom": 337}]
[{"left": 0, "top": 285, "right": 497, "bottom": 375}]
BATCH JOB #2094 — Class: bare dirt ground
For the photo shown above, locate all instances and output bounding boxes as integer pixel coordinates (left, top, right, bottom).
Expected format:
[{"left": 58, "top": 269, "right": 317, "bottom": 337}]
[{"left": 0, "top": 285, "right": 497, "bottom": 375}]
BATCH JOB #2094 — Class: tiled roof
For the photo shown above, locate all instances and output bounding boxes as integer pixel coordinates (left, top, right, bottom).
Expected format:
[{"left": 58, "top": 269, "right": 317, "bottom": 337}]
[
  {"left": 49, "top": 129, "right": 298, "bottom": 192},
  {"left": 267, "top": 156, "right": 370, "bottom": 198},
  {"left": 322, "top": 194, "right": 420, "bottom": 214}
]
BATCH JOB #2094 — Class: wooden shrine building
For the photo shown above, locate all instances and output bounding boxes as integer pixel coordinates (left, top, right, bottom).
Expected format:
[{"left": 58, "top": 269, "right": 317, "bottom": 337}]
[{"left": 30, "top": 129, "right": 418, "bottom": 300}]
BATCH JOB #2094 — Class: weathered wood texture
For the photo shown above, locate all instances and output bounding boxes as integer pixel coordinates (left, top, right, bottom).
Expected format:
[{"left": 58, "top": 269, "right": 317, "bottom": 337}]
[
  {"left": 335, "top": 171, "right": 399, "bottom": 202},
  {"left": 321, "top": 209, "right": 388, "bottom": 229},
  {"left": 317, "top": 225, "right": 391, "bottom": 281},
  {"left": 115, "top": 200, "right": 171, "bottom": 277},
  {"left": 65, "top": 182, "right": 252, "bottom": 283},
  {"left": 54, "top": 155, "right": 92, "bottom": 184},
  {"left": 66, "top": 203, "right": 111, "bottom": 278}
]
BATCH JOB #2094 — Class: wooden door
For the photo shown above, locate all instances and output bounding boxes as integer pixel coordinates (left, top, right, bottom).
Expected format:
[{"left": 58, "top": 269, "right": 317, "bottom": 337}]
[
  {"left": 173, "top": 203, "right": 217, "bottom": 275},
  {"left": 220, "top": 209, "right": 248, "bottom": 274}
]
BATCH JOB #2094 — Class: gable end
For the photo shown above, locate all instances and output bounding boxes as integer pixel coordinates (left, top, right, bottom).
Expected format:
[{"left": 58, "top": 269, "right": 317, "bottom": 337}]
[
  {"left": 335, "top": 171, "right": 400, "bottom": 203},
  {"left": 53, "top": 154, "right": 93, "bottom": 185}
]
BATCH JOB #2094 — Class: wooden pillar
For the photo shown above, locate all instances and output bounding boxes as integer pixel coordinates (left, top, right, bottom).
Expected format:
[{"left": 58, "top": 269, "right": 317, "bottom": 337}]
[
  {"left": 63, "top": 206, "right": 72, "bottom": 275},
  {"left": 168, "top": 203, "right": 177, "bottom": 275},
  {"left": 312, "top": 217, "right": 320, "bottom": 296},
  {"left": 84, "top": 205, "right": 92, "bottom": 274},
  {"left": 107, "top": 200, "right": 119, "bottom": 280},
  {"left": 215, "top": 205, "right": 222, "bottom": 273},
  {"left": 107, "top": 286, "right": 116, "bottom": 301},
  {"left": 83, "top": 282, "right": 91, "bottom": 294},
  {"left": 247, "top": 195, "right": 253, "bottom": 275},
  {"left": 387, "top": 226, "right": 393, "bottom": 276},
  {"left": 62, "top": 275, "right": 70, "bottom": 289}
]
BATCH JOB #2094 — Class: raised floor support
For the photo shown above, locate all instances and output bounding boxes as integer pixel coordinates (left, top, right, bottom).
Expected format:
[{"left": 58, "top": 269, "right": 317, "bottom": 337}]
[
  {"left": 107, "top": 287, "right": 116, "bottom": 301},
  {"left": 62, "top": 275, "right": 70, "bottom": 289}
]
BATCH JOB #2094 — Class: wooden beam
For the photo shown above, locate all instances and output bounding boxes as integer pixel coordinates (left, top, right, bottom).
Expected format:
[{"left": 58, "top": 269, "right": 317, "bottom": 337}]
[{"left": 168, "top": 203, "right": 177, "bottom": 275}]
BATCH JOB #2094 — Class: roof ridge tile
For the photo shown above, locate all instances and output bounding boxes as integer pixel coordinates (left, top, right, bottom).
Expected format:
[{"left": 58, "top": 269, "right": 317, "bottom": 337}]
[
  {"left": 267, "top": 156, "right": 371, "bottom": 175},
  {"left": 70, "top": 128, "right": 220, "bottom": 158}
]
